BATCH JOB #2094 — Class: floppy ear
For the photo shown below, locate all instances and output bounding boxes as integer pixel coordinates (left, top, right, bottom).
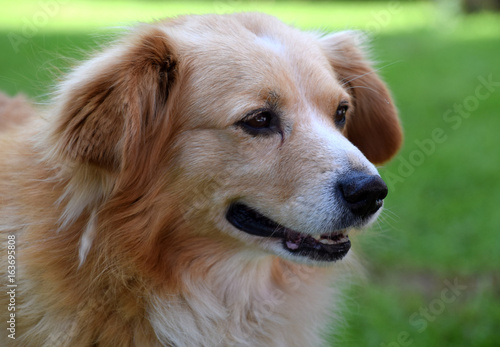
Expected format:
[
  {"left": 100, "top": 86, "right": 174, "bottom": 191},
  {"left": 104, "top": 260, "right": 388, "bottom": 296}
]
[
  {"left": 51, "top": 26, "right": 177, "bottom": 171},
  {"left": 320, "top": 32, "right": 402, "bottom": 165}
]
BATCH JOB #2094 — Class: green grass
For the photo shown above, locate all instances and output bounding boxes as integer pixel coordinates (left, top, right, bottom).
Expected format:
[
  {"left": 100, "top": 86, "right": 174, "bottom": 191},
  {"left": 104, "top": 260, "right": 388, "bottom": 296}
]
[{"left": 1, "top": 1, "right": 500, "bottom": 346}]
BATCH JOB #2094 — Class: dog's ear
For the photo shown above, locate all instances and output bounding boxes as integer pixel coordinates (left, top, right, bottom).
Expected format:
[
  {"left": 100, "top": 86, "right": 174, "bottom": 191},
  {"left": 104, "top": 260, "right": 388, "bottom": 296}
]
[
  {"left": 320, "top": 32, "right": 402, "bottom": 165},
  {"left": 51, "top": 26, "right": 177, "bottom": 171}
]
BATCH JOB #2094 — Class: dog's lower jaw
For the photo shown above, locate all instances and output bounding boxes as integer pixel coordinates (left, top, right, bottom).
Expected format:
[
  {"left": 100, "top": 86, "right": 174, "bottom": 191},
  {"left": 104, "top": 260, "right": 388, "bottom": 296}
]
[{"left": 148, "top": 255, "right": 341, "bottom": 347}]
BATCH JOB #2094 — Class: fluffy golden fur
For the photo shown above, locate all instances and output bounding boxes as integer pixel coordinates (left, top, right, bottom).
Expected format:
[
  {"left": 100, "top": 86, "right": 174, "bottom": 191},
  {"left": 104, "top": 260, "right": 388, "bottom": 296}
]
[{"left": 0, "top": 13, "right": 402, "bottom": 346}]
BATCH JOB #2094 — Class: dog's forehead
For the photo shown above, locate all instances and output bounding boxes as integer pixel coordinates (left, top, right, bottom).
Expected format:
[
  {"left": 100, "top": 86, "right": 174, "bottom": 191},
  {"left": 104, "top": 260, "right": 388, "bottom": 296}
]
[
  {"left": 172, "top": 13, "right": 330, "bottom": 72},
  {"left": 163, "top": 14, "right": 347, "bottom": 125}
]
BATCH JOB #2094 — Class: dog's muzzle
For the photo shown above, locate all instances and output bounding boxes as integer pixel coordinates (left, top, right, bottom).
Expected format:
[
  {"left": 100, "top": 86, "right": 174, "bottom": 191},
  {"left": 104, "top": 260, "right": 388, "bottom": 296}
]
[{"left": 225, "top": 170, "right": 388, "bottom": 263}]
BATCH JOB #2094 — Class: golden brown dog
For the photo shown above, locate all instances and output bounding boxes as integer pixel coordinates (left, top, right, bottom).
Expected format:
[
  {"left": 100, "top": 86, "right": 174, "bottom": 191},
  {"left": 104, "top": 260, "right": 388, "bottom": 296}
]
[{"left": 0, "top": 13, "right": 402, "bottom": 346}]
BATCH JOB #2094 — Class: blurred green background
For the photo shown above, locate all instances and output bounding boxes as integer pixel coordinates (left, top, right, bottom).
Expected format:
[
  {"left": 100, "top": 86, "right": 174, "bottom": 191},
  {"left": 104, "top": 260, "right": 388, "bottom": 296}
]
[{"left": 1, "top": 0, "right": 499, "bottom": 346}]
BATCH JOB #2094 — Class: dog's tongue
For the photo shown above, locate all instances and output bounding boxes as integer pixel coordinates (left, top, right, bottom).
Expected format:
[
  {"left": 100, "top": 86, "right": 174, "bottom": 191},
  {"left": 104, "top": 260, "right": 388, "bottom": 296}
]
[
  {"left": 285, "top": 230, "right": 324, "bottom": 251},
  {"left": 285, "top": 230, "right": 303, "bottom": 250}
]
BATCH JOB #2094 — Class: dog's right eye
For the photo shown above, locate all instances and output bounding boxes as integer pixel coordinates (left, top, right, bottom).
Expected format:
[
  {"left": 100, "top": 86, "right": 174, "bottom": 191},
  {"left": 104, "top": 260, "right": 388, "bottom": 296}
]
[
  {"left": 237, "top": 109, "right": 280, "bottom": 136},
  {"left": 245, "top": 112, "right": 272, "bottom": 128}
]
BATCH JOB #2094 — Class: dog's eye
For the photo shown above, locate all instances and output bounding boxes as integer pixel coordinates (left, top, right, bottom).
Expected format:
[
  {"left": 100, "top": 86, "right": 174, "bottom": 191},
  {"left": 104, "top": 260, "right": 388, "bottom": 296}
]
[
  {"left": 237, "top": 109, "right": 279, "bottom": 136},
  {"left": 335, "top": 103, "right": 349, "bottom": 127},
  {"left": 245, "top": 112, "right": 272, "bottom": 129}
]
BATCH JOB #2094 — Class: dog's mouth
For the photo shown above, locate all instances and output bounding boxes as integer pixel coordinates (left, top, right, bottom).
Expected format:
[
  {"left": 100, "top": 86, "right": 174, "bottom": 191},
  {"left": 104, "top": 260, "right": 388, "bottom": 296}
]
[{"left": 226, "top": 203, "right": 350, "bottom": 262}]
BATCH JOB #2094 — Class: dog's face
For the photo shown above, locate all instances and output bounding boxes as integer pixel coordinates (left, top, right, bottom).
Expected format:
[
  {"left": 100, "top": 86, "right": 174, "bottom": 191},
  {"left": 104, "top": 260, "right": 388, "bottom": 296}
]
[{"left": 51, "top": 13, "right": 402, "bottom": 267}]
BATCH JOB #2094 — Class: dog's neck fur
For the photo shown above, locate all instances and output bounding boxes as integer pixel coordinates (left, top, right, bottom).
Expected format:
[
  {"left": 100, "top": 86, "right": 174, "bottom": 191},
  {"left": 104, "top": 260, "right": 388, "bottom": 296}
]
[
  {"left": 149, "top": 253, "right": 339, "bottom": 347},
  {"left": 20, "top": 225, "right": 339, "bottom": 346}
]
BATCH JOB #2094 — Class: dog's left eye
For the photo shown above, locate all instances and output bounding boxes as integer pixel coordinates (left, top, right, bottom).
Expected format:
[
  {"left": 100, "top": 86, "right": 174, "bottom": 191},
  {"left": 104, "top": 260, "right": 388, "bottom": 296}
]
[
  {"left": 237, "top": 109, "right": 279, "bottom": 136},
  {"left": 335, "top": 103, "right": 349, "bottom": 127}
]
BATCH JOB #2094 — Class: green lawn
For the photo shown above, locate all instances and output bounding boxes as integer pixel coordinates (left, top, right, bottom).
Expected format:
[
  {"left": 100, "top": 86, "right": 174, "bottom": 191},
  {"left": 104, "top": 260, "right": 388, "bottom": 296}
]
[{"left": 1, "top": 1, "right": 499, "bottom": 346}]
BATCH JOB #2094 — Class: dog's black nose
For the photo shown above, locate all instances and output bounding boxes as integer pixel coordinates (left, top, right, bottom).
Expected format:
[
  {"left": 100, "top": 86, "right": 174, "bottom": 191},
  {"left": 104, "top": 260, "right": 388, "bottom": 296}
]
[{"left": 338, "top": 172, "right": 388, "bottom": 218}]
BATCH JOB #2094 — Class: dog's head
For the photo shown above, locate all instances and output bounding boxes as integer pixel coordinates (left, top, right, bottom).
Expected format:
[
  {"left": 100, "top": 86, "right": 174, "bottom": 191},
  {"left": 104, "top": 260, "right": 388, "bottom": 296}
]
[{"left": 49, "top": 13, "right": 402, "bottom": 268}]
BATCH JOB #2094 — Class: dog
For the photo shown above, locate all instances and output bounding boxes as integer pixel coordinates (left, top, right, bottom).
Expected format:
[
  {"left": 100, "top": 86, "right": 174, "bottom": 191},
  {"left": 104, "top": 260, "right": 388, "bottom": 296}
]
[{"left": 0, "top": 13, "right": 402, "bottom": 346}]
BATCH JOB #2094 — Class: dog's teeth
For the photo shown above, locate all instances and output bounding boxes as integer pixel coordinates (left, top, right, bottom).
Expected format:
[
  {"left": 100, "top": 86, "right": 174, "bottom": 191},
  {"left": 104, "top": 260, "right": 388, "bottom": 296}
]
[{"left": 319, "top": 238, "right": 335, "bottom": 245}]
